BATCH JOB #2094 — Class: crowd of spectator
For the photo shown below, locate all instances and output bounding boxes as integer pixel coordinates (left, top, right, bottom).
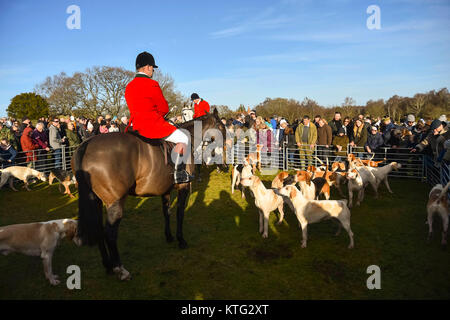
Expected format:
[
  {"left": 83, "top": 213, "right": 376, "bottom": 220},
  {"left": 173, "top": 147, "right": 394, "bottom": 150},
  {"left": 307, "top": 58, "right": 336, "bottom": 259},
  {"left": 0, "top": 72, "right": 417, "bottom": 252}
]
[
  {"left": 223, "top": 110, "right": 450, "bottom": 169},
  {"left": 0, "top": 114, "right": 129, "bottom": 169},
  {"left": 1, "top": 110, "right": 449, "bottom": 171}
]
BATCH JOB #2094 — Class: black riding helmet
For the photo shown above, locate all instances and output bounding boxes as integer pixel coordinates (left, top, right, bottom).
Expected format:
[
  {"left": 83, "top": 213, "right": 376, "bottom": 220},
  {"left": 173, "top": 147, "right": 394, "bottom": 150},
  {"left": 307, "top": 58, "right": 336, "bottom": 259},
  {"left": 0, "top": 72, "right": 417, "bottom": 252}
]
[{"left": 136, "top": 51, "right": 158, "bottom": 70}]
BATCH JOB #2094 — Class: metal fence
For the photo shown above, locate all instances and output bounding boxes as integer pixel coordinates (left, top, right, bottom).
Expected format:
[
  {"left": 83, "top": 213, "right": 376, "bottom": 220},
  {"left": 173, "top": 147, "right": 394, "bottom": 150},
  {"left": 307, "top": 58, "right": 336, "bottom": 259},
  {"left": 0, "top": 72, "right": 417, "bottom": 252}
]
[
  {"left": 231, "top": 142, "right": 426, "bottom": 180},
  {"left": 423, "top": 155, "right": 450, "bottom": 186},
  {"left": 2, "top": 142, "right": 449, "bottom": 187},
  {"left": 0, "top": 145, "right": 78, "bottom": 175}
]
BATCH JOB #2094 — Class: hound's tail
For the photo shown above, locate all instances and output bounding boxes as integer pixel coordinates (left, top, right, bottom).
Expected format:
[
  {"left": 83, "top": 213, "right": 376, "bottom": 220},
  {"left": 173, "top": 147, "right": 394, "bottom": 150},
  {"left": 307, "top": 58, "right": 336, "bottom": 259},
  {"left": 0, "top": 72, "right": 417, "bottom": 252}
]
[
  {"left": 438, "top": 181, "right": 450, "bottom": 201},
  {"left": 73, "top": 140, "right": 103, "bottom": 246}
]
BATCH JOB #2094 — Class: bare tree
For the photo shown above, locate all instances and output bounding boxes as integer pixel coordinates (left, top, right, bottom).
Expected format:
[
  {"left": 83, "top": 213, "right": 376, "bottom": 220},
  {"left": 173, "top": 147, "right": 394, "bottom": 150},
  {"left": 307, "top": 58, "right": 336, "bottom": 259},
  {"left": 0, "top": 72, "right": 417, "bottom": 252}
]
[
  {"left": 35, "top": 72, "right": 79, "bottom": 115},
  {"left": 89, "top": 66, "right": 134, "bottom": 116},
  {"left": 152, "top": 70, "right": 185, "bottom": 111},
  {"left": 408, "top": 94, "right": 426, "bottom": 116},
  {"left": 365, "top": 99, "right": 385, "bottom": 118},
  {"left": 341, "top": 97, "right": 356, "bottom": 118},
  {"left": 34, "top": 66, "right": 186, "bottom": 118}
]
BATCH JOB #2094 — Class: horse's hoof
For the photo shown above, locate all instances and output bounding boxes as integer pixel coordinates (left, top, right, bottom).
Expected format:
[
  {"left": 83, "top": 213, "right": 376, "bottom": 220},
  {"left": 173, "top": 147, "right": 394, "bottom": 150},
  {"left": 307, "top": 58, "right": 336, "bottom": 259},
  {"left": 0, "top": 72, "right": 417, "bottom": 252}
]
[
  {"left": 113, "top": 266, "right": 131, "bottom": 281},
  {"left": 178, "top": 240, "right": 188, "bottom": 249}
]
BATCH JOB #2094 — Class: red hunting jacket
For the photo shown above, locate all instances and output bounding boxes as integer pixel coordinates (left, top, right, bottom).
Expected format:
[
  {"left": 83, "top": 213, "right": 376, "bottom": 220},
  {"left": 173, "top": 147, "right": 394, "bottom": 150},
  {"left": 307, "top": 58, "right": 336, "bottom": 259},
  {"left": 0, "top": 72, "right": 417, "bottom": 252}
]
[
  {"left": 125, "top": 73, "right": 176, "bottom": 139},
  {"left": 20, "top": 127, "right": 39, "bottom": 162},
  {"left": 193, "top": 99, "right": 210, "bottom": 119}
]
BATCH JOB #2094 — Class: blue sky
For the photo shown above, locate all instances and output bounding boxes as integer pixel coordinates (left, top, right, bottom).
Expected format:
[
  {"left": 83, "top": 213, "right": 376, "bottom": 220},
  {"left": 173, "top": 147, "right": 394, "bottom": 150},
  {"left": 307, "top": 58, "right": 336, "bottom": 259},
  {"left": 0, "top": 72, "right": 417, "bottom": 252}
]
[{"left": 0, "top": 0, "right": 449, "bottom": 116}]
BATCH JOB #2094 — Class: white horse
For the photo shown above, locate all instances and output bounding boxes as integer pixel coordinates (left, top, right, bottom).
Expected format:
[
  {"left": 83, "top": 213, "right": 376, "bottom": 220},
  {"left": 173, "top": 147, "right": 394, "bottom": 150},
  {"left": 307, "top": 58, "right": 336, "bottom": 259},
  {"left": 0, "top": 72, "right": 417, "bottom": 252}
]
[{"left": 182, "top": 104, "right": 194, "bottom": 122}]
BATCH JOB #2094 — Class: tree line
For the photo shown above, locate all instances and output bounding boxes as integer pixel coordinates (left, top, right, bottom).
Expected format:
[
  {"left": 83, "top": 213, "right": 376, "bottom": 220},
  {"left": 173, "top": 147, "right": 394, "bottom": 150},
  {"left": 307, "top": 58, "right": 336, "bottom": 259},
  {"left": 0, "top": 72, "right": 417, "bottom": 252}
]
[
  {"left": 5, "top": 65, "right": 449, "bottom": 122},
  {"left": 254, "top": 90, "right": 449, "bottom": 124}
]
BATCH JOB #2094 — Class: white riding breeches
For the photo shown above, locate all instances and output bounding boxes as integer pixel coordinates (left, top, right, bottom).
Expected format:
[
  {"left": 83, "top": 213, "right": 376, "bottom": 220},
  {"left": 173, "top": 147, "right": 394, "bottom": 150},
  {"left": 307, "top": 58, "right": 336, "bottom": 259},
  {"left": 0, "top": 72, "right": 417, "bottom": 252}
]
[{"left": 164, "top": 129, "right": 189, "bottom": 145}]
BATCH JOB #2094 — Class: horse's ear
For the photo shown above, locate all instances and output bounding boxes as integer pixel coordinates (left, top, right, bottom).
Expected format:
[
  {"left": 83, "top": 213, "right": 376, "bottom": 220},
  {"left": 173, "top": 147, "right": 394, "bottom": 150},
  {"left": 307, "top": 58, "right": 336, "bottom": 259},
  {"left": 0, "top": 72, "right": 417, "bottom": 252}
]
[{"left": 213, "top": 107, "right": 219, "bottom": 118}]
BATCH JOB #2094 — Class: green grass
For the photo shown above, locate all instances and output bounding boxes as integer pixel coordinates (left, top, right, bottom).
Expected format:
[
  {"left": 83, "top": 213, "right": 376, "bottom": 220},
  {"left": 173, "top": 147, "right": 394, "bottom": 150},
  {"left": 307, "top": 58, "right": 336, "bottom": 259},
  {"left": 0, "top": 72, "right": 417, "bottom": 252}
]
[{"left": 0, "top": 167, "right": 449, "bottom": 300}]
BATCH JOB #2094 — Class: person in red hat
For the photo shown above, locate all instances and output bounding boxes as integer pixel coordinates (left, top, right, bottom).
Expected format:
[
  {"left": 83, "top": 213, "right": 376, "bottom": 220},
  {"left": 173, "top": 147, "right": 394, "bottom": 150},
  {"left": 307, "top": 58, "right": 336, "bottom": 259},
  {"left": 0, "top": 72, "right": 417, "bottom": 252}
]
[
  {"left": 191, "top": 93, "right": 210, "bottom": 119},
  {"left": 125, "top": 51, "right": 193, "bottom": 184}
]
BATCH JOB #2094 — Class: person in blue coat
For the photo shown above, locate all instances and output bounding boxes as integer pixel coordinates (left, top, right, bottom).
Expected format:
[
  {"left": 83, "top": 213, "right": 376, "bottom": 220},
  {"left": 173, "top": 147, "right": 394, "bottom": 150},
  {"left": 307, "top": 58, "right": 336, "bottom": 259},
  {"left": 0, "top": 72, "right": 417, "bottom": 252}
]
[{"left": 365, "top": 126, "right": 385, "bottom": 159}]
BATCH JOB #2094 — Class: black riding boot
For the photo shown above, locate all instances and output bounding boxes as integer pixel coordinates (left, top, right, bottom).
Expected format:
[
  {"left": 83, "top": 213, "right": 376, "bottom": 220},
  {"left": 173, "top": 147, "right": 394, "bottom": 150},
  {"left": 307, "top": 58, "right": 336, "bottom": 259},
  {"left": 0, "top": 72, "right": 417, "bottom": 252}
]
[{"left": 174, "top": 153, "right": 194, "bottom": 184}]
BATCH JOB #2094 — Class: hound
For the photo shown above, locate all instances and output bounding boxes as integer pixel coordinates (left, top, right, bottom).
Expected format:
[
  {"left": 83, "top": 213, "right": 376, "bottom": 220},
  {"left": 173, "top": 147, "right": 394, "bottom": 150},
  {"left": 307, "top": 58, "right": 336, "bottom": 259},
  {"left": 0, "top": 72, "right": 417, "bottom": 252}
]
[
  {"left": 309, "top": 156, "right": 329, "bottom": 172},
  {"left": 271, "top": 171, "right": 290, "bottom": 189},
  {"left": 365, "top": 162, "right": 401, "bottom": 194},
  {"left": 347, "top": 153, "right": 365, "bottom": 167},
  {"left": 426, "top": 182, "right": 450, "bottom": 246},
  {"left": 330, "top": 161, "right": 348, "bottom": 197},
  {"left": 0, "top": 166, "right": 46, "bottom": 191},
  {"left": 246, "top": 144, "right": 262, "bottom": 174},
  {"left": 48, "top": 169, "right": 77, "bottom": 198},
  {"left": 347, "top": 153, "right": 385, "bottom": 168},
  {"left": 278, "top": 185, "right": 354, "bottom": 248},
  {"left": 328, "top": 171, "right": 347, "bottom": 197},
  {"left": 361, "top": 158, "right": 386, "bottom": 167},
  {"left": 0, "top": 219, "right": 80, "bottom": 285},
  {"left": 346, "top": 165, "right": 378, "bottom": 208},
  {"left": 295, "top": 170, "right": 316, "bottom": 200},
  {"left": 231, "top": 162, "right": 253, "bottom": 199},
  {"left": 331, "top": 161, "right": 347, "bottom": 172},
  {"left": 240, "top": 175, "right": 285, "bottom": 238},
  {"left": 296, "top": 170, "right": 330, "bottom": 200}
]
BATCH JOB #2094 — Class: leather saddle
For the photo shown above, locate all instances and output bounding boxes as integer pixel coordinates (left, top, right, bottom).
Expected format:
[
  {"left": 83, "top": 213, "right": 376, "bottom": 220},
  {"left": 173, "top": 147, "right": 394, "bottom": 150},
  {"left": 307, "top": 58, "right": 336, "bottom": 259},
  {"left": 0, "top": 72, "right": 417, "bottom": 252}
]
[{"left": 126, "top": 129, "right": 175, "bottom": 166}]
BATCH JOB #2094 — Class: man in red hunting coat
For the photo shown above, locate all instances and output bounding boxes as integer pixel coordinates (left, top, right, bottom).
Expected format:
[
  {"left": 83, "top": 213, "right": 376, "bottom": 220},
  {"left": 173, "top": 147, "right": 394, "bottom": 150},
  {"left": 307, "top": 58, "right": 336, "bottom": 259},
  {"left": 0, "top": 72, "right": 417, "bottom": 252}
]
[
  {"left": 125, "top": 51, "right": 193, "bottom": 184},
  {"left": 191, "top": 93, "right": 210, "bottom": 119}
]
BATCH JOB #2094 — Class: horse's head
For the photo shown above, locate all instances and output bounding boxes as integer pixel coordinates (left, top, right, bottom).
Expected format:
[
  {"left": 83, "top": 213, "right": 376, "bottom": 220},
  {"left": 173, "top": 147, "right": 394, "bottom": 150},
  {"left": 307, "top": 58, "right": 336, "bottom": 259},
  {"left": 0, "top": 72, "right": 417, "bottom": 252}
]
[
  {"left": 202, "top": 108, "right": 228, "bottom": 172},
  {"left": 200, "top": 108, "right": 225, "bottom": 138},
  {"left": 176, "top": 108, "right": 229, "bottom": 172}
]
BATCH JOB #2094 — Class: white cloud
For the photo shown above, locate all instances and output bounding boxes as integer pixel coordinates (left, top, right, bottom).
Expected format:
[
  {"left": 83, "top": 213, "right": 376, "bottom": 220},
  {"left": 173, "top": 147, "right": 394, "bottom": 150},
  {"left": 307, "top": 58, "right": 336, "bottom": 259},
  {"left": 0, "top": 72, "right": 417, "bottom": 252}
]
[{"left": 209, "top": 6, "right": 293, "bottom": 39}]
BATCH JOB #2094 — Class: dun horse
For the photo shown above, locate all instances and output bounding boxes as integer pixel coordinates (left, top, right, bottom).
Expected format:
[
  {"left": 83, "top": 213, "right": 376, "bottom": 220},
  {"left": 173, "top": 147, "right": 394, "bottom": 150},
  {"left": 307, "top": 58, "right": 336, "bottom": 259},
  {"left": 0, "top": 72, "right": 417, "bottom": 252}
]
[{"left": 72, "top": 109, "right": 226, "bottom": 280}]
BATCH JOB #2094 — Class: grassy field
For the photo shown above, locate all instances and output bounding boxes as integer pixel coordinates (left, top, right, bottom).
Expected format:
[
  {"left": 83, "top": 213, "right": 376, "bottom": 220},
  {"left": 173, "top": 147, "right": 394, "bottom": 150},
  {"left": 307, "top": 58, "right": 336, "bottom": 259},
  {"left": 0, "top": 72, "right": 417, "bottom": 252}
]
[{"left": 0, "top": 167, "right": 449, "bottom": 300}]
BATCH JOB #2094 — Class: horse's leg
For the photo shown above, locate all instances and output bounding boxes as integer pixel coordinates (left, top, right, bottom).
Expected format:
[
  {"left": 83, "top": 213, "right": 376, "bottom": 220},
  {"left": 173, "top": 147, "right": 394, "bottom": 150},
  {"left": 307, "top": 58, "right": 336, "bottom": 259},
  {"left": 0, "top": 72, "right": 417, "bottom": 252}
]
[
  {"left": 162, "top": 192, "right": 174, "bottom": 243},
  {"left": 176, "top": 187, "right": 189, "bottom": 249},
  {"left": 105, "top": 198, "right": 130, "bottom": 281},
  {"left": 98, "top": 239, "right": 113, "bottom": 275},
  {"left": 196, "top": 164, "right": 202, "bottom": 182}
]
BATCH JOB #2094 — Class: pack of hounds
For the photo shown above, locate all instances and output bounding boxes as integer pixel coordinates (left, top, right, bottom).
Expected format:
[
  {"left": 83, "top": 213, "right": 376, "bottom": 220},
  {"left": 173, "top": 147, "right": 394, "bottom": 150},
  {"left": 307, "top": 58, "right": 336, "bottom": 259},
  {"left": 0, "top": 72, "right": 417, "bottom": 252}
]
[
  {"left": 0, "top": 153, "right": 449, "bottom": 286},
  {"left": 232, "top": 152, "right": 450, "bottom": 250}
]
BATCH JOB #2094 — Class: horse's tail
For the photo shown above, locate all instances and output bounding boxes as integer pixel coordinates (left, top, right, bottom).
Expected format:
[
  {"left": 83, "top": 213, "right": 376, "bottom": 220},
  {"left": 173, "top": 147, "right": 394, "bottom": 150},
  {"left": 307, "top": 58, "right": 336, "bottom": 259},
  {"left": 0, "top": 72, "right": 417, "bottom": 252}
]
[{"left": 74, "top": 140, "right": 103, "bottom": 246}]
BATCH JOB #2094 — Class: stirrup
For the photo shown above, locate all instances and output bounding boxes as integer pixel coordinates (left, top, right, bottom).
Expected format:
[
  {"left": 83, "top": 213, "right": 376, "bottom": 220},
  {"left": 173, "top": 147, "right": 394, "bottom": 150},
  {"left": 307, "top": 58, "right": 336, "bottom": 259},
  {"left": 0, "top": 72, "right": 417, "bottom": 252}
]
[{"left": 174, "top": 170, "right": 194, "bottom": 184}]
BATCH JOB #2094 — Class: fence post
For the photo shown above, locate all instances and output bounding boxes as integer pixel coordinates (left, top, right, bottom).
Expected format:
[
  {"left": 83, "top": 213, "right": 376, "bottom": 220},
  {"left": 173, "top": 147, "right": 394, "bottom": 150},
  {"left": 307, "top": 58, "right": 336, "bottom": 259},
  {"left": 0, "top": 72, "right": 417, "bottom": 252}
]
[
  {"left": 31, "top": 150, "right": 35, "bottom": 169},
  {"left": 283, "top": 143, "right": 287, "bottom": 171},
  {"left": 314, "top": 145, "right": 317, "bottom": 168},
  {"left": 62, "top": 146, "right": 66, "bottom": 171},
  {"left": 421, "top": 154, "right": 425, "bottom": 182}
]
